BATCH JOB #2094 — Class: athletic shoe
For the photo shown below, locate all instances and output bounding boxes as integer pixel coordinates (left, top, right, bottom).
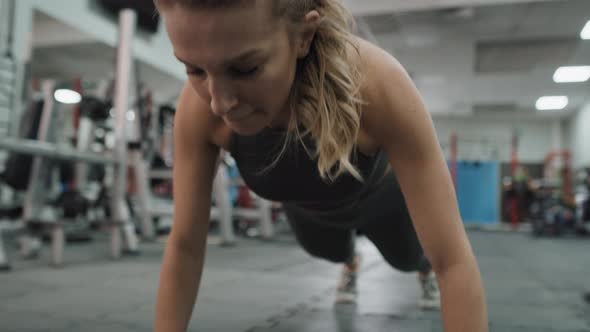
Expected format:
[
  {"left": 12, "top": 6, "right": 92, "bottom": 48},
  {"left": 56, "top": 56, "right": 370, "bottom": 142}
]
[
  {"left": 419, "top": 272, "right": 441, "bottom": 310},
  {"left": 335, "top": 254, "right": 361, "bottom": 304}
]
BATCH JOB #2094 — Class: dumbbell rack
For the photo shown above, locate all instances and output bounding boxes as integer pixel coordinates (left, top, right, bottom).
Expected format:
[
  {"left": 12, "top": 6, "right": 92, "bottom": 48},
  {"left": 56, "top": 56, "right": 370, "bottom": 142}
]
[
  {"left": 0, "top": 9, "right": 144, "bottom": 270},
  {"left": 0, "top": 56, "right": 14, "bottom": 137},
  {"left": 0, "top": 53, "right": 16, "bottom": 270},
  {"left": 0, "top": 11, "right": 18, "bottom": 269},
  {"left": 146, "top": 161, "right": 275, "bottom": 246}
]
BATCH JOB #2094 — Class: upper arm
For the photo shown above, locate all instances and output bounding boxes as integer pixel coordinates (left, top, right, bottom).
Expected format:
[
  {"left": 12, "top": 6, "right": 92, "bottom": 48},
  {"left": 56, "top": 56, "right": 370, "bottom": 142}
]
[
  {"left": 170, "top": 82, "right": 220, "bottom": 252},
  {"left": 360, "top": 43, "right": 474, "bottom": 271}
]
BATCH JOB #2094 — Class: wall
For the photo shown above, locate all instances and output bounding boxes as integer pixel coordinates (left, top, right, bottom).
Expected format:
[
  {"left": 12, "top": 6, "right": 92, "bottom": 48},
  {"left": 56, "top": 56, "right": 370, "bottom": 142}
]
[
  {"left": 433, "top": 115, "right": 561, "bottom": 163},
  {"left": 568, "top": 101, "right": 590, "bottom": 169}
]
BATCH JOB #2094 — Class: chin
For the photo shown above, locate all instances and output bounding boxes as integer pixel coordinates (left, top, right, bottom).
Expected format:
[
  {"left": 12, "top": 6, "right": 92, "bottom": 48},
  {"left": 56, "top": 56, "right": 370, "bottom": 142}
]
[
  {"left": 226, "top": 121, "right": 265, "bottom": 136},
  {"left": 224, "top": 111, "right": 270, "bottom": 136}
]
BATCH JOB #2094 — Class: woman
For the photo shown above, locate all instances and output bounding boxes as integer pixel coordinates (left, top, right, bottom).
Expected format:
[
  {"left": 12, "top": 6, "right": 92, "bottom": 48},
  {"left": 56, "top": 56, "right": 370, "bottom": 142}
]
[{"left": 153, "top": 0, "right": 488, "bottom": 331}]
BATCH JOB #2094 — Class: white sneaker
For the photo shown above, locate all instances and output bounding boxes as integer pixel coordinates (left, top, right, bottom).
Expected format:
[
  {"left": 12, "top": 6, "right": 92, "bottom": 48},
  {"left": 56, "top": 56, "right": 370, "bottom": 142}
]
[
  {"left": 335, "top": 254, "right": 360, "bottom": 304},
  {"left": 419, "top": 272, "right": 441, "bottom": 310}
]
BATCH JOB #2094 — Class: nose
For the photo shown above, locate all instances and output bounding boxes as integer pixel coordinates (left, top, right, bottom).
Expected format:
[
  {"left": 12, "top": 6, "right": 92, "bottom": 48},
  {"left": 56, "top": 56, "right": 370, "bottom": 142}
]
[{"left": 208, "top": 78, "right": 238, "bottom": 116}]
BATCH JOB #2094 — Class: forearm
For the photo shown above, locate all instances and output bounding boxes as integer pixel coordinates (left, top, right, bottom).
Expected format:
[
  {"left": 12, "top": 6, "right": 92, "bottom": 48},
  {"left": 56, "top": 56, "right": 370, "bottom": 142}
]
[
  {"left": 437, "top": 259, "right": 488, "bottom": 332},
  {"left": 154, "top": 243, "right": 206, "bottom": 332}
]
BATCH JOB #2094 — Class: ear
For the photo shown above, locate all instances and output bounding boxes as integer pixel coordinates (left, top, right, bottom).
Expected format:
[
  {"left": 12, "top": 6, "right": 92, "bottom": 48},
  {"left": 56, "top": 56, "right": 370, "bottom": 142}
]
[{"left": 297, "top": 10, "right": 321, "bottom": 58}]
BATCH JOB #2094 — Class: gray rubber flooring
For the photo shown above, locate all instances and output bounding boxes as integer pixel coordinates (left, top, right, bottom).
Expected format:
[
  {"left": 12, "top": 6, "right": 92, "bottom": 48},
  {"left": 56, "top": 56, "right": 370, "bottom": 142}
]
[{"left": 0, "top": 229, "right": 589, "bottom": 331}]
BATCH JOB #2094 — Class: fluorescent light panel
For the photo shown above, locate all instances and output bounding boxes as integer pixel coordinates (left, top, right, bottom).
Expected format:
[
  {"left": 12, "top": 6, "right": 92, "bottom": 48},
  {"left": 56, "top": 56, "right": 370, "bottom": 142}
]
[
  {"left": 536, "top": 96, "right": 568, "bottom": 111},
  {"left": 582, "top": 20, "right": 590, "bottom": 40},
  {"left": 553, "top": 66, "right": 590, "bottom": 83}
]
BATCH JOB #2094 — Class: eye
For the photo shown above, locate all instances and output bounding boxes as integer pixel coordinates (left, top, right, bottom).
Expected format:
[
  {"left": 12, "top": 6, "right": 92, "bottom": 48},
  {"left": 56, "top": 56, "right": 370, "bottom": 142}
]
[
  {"left": 229, "top": 66, "right": 260, "bottom": 78},
  {"left": 186, "top": 67, "right": 206, "bottom": 77}
]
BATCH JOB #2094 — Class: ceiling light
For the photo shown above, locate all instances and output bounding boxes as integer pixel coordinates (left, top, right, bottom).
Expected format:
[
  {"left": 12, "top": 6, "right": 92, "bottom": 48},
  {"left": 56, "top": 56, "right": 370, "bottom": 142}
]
[
  {"left": 553, "top": 66, "right": 590, "bottom": 83},
  {"left": 54, "top": 89, "right": 81, "bottom": 104},
  {"left": 582, "top": 20, "right": 590, "bottom": 40},
  {"left": 536, "top": 96, "right": 568, "bottom": 111}
]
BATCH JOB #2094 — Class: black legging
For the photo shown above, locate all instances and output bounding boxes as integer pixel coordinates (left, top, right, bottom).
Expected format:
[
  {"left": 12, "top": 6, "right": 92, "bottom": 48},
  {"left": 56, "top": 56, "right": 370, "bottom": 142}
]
[{"left": 283, "top": 172, "right": 432, "bottom": 273}]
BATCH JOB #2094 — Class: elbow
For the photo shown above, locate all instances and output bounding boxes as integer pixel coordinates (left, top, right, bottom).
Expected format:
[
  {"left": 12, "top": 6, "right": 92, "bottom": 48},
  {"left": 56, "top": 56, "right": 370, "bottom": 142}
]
[{"left": 429, "top": 250, "right": 479, "bottom": 276}]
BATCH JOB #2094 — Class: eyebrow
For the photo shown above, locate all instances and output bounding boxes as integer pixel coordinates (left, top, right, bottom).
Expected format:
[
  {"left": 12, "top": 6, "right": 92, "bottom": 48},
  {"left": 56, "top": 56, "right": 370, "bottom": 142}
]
[{"left": 174, "top": 49, "right": 264, "bottom": 68}]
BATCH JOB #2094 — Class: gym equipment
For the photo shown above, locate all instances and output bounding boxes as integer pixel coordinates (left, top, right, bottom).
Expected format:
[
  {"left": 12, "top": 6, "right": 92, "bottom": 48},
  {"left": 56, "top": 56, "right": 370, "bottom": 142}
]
[
  {"left": 0, "top": 234, "right": 9, "bottom": 271},
  {"left": 1, "top": 99, "right": 44, "bottom": 190},
  {"left": 79, "top": 96, "right": 110, "bottom": 122},
  {"left": 108, "top": 8, "right": 142, "bottom": 257},
  {"left": 0, "top": 206, "right": 22, "bottom": 219},
  {"left": 0, "top": 56, "right": 15, "bottom": 138},
  {"left": 133, "top": 96, "right": 274, "bottom": 243},
  {"left": 529, "top": 181, "right": 587, "bottom": 237},
  {"left": 543, "top": 150, "right": 574, "bottom": 205},
  {"left": 527, "top": 150, "right": 580, "bottom": 237},
  {"left": 0, "top": 82, "right": 128, "bottom": 267},
  {"left": 0, "top": 9, "right": 143, "bottom": 269},
  {"left": 215, "top": 154, "right": 274, "bottom": 242},
  {"left": 0, "top": 137, "right": 118, "bottom": 164},
  {"left": 146, "top": 154, "right": 275, "bottom": 245},
  {"left": 128, "top": 144, "right": 155, "bottom": 239},
  {"left": 99, "top": 0, "right": 160, "bottom": 34},
  {"left": 1, "top": 0, "right": 17, "bottom": 137},
  {"left": 53, "top": 190, "right": 89, "bottom": 219}
]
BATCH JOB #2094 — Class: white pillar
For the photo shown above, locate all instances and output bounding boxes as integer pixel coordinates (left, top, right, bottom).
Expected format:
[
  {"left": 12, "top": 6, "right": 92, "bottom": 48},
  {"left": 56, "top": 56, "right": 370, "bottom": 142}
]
[
  {"left": 130, "top": 149, "right": 155, "bottom": 240},
  {"left": 213, "top": 164, "right": 236, "bottom": 245},
  {"left": 258, "top": 199, "right": 274, "bottom": 240},
  {"left": 110, "top": 9, "right": 139, "bottom": 257},
  {"left": 23, "top": 81, "right": 55, "bottom": 221},
  {"left": 75, "top": 117, "right": 94, "bottom": 189}
]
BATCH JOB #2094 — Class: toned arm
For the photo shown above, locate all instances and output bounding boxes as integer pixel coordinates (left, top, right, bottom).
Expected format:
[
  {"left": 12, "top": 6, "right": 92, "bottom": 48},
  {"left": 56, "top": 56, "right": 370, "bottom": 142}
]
[
  {"left": 154, "top": 82, "right": 221, "bottom": 332},
  {"left": 359, "top": 40, "right": 489, "bottom": 332}
]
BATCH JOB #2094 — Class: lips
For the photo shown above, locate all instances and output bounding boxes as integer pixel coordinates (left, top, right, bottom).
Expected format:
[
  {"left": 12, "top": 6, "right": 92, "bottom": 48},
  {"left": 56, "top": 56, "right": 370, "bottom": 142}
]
[{"left": 226, "top": 110, "right": 254, "bottom": 122}]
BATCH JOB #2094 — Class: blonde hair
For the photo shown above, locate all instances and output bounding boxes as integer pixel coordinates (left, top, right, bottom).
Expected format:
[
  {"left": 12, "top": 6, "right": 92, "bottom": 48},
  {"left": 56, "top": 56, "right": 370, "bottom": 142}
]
[{"left": 155, "top": 0, "right": 364, "bottom": 182}]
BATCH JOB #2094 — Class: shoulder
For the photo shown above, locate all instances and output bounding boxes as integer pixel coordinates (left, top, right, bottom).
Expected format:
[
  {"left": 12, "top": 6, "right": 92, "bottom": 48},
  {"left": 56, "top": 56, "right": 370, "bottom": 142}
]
[
  {"left": 175, "top": 82, "right": 230, "bottom": 150},
  {"left": 352, "top": 38, "right": 429, "bottom": 148},
  {"left": 354, "top": 37, "right": 415, "bottom": 114}
]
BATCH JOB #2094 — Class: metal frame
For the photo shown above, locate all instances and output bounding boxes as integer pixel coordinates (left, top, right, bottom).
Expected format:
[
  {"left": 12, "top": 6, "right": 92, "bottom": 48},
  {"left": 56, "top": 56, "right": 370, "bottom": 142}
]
[
  {"left": 147, "top": 161, "right": 275, "bottom": 245},
  {"left": 0, "top": 0, "right": 12, "bottom": 55},
  {"left": 22, "top": 81, "right": 56, "bottom": 222},
  {"left": 75, "top": 116, "right": 95, "bottom": 189},
  {"left": 129, "top": 148, "right": 155, "bottom": 239},
  {"left": 0, "top": 56, "right": 15, "bottom": 138},
  {"left": 0, "top": 138, "right": 118, "bottom": 164},
  {"left": 109, "top": 9, "right": 140, "bottom": 257},
  {"left": 213, "top": 162, "right": 236, "bottom": 245},
  {"left": 0, "top": 231, "right": 8, "bottom": 270},
  {"left": 0, "top": 9, "right": 143, "bottom": 270}
]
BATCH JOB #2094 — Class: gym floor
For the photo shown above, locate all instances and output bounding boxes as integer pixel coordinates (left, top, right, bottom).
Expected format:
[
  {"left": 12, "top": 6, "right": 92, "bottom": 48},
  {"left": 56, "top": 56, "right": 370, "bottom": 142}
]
[{"left": 1, "top": 230, "right": 589, "bottom": 331}]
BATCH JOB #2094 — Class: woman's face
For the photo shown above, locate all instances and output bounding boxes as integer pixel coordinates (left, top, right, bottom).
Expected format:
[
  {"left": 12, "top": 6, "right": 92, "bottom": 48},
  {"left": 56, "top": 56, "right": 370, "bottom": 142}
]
[{"left": 162, "top": 1, "right": 304, "bottom": 135}]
